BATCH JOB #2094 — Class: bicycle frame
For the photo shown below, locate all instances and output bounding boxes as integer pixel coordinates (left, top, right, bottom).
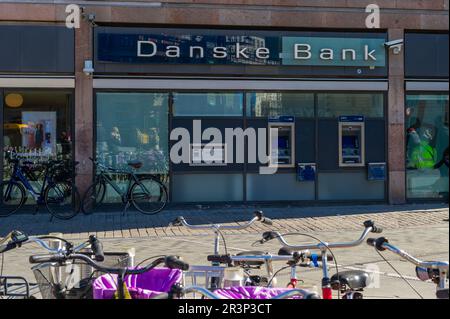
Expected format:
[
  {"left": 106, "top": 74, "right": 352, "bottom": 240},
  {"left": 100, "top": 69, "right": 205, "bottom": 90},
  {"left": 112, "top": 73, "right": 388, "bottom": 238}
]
[
  {"left": 8, "top": 161, "right": 53, "bottom": 202},
  {"left": 96, "top": 164, "right": 152, "bottom": 205}
]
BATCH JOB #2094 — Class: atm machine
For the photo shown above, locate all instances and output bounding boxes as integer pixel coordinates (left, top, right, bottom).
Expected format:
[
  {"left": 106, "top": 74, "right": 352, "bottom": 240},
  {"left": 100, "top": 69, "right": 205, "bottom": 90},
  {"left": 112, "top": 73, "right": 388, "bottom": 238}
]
[
  {"left": 338, "top": 115, "right": 365, "bottom": 167},
  {"left": 268, "top": 116, "right": 295, "bottom": 168}
]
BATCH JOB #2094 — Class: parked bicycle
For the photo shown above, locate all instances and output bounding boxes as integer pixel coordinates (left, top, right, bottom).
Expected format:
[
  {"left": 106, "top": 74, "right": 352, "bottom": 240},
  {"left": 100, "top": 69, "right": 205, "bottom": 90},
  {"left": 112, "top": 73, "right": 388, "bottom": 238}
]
[
  {"left": 0, "top": 229, "right": 131, "bottom": 299},
  {"left": 0, "top": 230, "right": 34, "bottom": 299},
  {"left": 82, "top": 157, "right": 168, "bottom": 215},
  {"left": 0, "top": 153, "right": 81, "bottom": 220},
  {"left": 29, "top": 251, "right": 189, "bottom": 299},
  {"left": 259, "top": 220, "right": 383, "bottom": 299},
  {"left": 367, "top": 236, "right": 449, "bottom": 299}
]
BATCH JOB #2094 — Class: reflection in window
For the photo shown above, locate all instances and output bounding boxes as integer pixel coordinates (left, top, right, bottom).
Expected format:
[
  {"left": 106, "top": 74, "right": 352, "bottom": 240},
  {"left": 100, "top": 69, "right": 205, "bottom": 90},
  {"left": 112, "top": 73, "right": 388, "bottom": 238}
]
[
  {"left": 318, "top": 93, "right": 384, "bottom": 118},
  {"left": 405, "top": 94, "right": 449, "bottom": 199},
  {"left": 3, "top": 90, "right": 72, "bottom": 181},
  {"left": 96, "top": 92, "right": 169, "bottom": 174},
  {"left": 246, "top": 93, "right": 314, "bottom": 117},
  {"left": 173, "top": 93, "right": 243, "bottom": 116}
]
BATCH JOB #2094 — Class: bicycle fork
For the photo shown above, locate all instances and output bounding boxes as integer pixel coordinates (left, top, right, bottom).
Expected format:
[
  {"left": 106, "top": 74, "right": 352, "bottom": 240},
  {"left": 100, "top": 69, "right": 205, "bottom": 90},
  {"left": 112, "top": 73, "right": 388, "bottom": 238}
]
[{"left": 320, "top": 250, "right": 333, "bottom": 300}]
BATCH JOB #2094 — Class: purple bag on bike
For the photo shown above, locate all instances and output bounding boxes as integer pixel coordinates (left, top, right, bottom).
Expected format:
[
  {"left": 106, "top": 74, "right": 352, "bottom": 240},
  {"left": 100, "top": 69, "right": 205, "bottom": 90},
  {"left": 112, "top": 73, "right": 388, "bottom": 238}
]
[
  {"left": 213, "top": 286, "right": 303, "bottom": 299},
  {"left": 93, "top": 267, "right": 182, "bottom": 299}
]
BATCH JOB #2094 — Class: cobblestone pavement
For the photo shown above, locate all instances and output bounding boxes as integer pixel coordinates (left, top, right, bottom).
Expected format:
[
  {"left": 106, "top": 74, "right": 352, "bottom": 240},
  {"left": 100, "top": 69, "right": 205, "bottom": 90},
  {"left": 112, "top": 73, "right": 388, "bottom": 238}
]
[
  {"left": 0, "top": 203, "right": 448, "bottom": 239},
  {"left": 0, "top": 204, "right": 448, "bottom": 299},
  {"left": 1, "top": 221, "right": 448, "bottom": 299}
]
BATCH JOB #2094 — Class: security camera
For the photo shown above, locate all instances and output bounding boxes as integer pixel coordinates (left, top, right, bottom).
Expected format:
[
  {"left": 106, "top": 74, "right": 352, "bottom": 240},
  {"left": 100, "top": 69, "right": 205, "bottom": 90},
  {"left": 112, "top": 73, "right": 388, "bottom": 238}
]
[
  {"left": 83, "top": 60, "right": 94, "bottom": 76},
  {"left": 384, "top": 39, "right": 404, "bottom": 55}
]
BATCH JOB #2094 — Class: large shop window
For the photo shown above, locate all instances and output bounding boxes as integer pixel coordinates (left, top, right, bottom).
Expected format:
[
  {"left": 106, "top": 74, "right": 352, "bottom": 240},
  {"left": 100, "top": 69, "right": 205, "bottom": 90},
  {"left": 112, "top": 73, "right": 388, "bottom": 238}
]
[
  {"left": 246, "top": 93, "right": 314, "bottom": 117},
  {"left": 3, "top": 90, "right": 72, "bottom": 178},
  {"left": 405, "top": 94, "right": 449, "bottom": 199},
  {"left": 318, "top": 93, "right": 384, "bottom": 118},
  {"left": 96, "top": 92, "right": 169, "bottom": 203},
  {"left": 173, "top": 93, "right": 243, "bottom": 116}
]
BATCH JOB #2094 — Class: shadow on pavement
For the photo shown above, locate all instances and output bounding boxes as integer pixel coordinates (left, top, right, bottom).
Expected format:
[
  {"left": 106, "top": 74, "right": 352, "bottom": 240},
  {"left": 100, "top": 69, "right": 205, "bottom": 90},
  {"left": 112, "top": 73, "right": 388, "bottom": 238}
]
[{"left": 0, "top": 202, "right": 448, "bottom": 237}]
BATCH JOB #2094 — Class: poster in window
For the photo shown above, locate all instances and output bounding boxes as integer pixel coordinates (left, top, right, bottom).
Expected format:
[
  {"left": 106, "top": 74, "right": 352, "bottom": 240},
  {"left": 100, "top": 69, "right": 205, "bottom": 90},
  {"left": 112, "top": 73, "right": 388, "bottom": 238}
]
[{"left": 21, "top": 111, "right": 57, "bottom": 155}]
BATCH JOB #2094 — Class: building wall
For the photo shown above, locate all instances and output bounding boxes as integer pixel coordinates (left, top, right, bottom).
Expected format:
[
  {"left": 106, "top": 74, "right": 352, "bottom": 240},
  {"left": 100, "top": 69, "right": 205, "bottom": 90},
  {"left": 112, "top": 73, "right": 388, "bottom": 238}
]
[{"left": 1, "top": 0, "right": 448, "bottom": 204}]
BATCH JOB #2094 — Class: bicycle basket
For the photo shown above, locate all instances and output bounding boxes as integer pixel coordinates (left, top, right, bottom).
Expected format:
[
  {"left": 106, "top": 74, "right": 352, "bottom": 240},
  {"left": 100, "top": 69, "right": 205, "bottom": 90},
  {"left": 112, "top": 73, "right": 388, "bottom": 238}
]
[
  {"left": 32, "top": 252, "right": 131, "bottom": 299},
  {"left": 51, "top": 166, "right": 73, "bottom": 183}
]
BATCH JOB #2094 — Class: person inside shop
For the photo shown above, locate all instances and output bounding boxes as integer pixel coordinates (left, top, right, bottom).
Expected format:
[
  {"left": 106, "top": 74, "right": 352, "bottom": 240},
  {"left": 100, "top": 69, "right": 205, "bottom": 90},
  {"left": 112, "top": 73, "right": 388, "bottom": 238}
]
[
  {"left": 109, "top": 126, "right": 122, "bottom": 151},
  {"left": 60, "top": 131, "right": 71, "bottom": 156},
  {"left": 35, "top": 123, "right": 44, "bottom": 149},
  {"left": 406, "top": 116, "right": 422, "bottom": 169},
  {"left": 408, "top": 126, "right": 438, "bottom": 169}
]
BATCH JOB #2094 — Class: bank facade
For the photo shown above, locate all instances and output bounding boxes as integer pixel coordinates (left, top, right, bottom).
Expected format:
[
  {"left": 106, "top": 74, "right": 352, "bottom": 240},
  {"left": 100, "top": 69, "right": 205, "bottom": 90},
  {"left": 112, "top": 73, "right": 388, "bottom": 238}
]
[{"left": 0, "top": 1, "right": 448, "bottom": 206}]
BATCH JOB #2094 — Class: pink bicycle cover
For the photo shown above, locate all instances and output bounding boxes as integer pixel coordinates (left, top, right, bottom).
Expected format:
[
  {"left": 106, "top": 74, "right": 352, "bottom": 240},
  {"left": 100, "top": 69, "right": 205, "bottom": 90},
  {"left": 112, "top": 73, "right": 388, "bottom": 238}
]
[
  {"left": 213, "top": 286, "right": 303, "bottom": 299},
  {"left": 93, "top": 267, "right": 182, "bottom": 299}
]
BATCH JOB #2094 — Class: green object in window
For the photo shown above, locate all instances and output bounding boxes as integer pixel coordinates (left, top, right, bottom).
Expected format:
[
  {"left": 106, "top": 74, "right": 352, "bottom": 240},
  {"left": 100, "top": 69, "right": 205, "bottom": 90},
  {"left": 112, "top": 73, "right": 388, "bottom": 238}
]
[{"left": 410, "top": 141, "right": 437, "bottom": 169}]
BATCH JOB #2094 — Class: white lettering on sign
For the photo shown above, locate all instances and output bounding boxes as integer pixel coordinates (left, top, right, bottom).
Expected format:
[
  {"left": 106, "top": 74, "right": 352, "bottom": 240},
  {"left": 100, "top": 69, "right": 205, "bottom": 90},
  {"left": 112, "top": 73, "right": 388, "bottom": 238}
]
[
  {"left": 319, "top": 48, "right": 334, "bottom": 60},
  {"left": 236, "top": 43, "right": 250, "bottom": 59},
  {"left": 213, "top": 47, "right": 228, "bottom": 58},
  {"left": 342, "top": 49, "right": 356, "bottom": 61},
  {"left": 134, "top": 39, "right": 380, "bottom": 65},
  {"left": 294, "top": 44, "right": 311, "bottom": 59},
  {"left": 166, "top": 46, "right": 180, "bottom": 58},
  {"left": 364, "top": 45, "right": 377, "bottom": 61},
  {"left": 137, "top": 40, "right": 157, "bottom": 57},
  {"left": 256, "top": 47, "right": 270, "bottom": 59}
]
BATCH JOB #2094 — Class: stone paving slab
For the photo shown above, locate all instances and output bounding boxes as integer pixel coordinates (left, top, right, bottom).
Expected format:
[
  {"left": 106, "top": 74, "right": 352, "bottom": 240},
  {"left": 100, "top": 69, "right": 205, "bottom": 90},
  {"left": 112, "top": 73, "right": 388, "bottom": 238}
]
[{"left": 0, "top": 203, "right": 448, "bottom": 239}]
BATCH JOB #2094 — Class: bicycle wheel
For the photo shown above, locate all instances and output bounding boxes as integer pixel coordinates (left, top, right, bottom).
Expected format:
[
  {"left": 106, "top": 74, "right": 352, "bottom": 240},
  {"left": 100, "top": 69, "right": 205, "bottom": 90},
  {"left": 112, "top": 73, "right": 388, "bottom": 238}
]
[
  {"left": 130, "top": 177, "right": 168, "bottom": 215},
  {"left": 81, "top": 180, "right": 106, "bottom": 215},
  {"left": 44, "top": 182, "right": 81, "bottom": 220},
  {"left": 0, "top": 181, "right": 25, "bottom": 217}
]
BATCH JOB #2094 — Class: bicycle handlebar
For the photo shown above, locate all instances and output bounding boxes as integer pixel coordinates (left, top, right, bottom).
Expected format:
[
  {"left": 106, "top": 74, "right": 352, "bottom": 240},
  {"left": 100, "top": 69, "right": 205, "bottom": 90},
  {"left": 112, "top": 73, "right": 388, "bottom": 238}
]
[
  {"left": 366, "top": 237, "right": 449, "bottom": 271},
  {"left": 260, "top": 220, "right": 381, "bottom": 251},
  {"left": 170, "top": 210, "right": 272, "bottom": 230},
  {"left": 29, "top": 253, "right": 189, "bottom": 275}
]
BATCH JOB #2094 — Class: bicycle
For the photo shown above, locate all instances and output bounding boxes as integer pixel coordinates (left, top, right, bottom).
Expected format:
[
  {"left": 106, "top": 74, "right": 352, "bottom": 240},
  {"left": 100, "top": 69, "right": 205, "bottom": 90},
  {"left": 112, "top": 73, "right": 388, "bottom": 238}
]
[
  {"left": 259, "top": 220, "right": 383, "bottom": 299},
  {"left": 82, "top": 157, "right": 168, "bottom": 215},
  {"left": 0, "top": 230, "right": 131, "bottom": 299},
  {"left": 207, "top": 249, "right": 332, "bottom": 290},
  {"left": 0, "top": 154, "right": 81, "bottom": 220},
  {"left": 29, "top": 251, "right": 189, "bottom": 299},
  {"left": 367, "top": 236, "right": 449, "bottom": 299},
  {"left": 170, "top": 211, "right": 274, "bottom": 289},
  {"left": 0, "top": 230, "right": 35, "bottom": 299}
]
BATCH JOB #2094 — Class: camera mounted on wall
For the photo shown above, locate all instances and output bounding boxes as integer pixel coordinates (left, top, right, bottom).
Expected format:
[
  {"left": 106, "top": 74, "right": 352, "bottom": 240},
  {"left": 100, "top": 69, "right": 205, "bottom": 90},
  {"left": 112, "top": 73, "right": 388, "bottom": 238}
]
[{"left": 384, "top": 39, "right": 403, "bottom": 55}]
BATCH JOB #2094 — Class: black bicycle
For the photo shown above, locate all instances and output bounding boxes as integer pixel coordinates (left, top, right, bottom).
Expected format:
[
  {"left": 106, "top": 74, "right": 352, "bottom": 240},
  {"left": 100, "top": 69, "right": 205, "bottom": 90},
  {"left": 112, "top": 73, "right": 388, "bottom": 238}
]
[
  {"left": 82, "top": 157, "right": 168, "bottom": 215},
  {"left": 0, "top": 153, "right": 81, "bottom": 220}
]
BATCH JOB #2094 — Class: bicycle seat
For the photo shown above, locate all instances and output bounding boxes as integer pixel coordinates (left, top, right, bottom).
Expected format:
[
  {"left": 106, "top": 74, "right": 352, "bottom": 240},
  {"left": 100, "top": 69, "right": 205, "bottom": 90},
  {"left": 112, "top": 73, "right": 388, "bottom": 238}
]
[
  {"left": 236, "top": 251, "right": 266, "bottom": 267},
  {"left": 331, "top": 270, "right": 369, "bottom": 291},
  {"left": 127, "top": 161, "right": 143, "bottom": 169}
]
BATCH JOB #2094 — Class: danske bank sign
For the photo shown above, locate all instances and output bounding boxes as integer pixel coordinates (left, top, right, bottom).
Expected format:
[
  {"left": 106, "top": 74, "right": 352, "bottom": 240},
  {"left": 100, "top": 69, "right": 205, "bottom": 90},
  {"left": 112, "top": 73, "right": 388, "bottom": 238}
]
[{"left": 96, "top": 28, "right": 386, "bottom": 68}]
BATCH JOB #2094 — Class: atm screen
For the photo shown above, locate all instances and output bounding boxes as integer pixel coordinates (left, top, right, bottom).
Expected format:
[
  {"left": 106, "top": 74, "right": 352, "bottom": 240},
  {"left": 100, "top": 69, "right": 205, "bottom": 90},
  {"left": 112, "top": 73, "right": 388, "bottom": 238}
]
[
  {"left": 278, "top": 136, "right": 289, "bottom": 149},
  {"left": 342, "top": 136, "right": 359, "bottom": 149}
]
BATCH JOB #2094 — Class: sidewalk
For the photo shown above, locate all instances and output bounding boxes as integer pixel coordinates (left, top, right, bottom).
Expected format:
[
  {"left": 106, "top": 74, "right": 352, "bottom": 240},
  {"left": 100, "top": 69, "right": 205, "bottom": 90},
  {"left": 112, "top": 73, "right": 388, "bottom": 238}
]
[{"left": 1, "top": 203, "right": 448, "bottom": 239}]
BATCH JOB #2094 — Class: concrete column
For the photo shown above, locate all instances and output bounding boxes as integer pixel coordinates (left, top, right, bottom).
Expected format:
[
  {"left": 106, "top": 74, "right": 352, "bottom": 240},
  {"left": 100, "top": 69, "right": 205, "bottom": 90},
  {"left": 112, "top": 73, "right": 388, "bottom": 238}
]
[
  {"left": 74, "top": 21, "right": 94, "bottom": 195},
  {"left": 387, "top": 28, "right": 406, "bottom": 204}
]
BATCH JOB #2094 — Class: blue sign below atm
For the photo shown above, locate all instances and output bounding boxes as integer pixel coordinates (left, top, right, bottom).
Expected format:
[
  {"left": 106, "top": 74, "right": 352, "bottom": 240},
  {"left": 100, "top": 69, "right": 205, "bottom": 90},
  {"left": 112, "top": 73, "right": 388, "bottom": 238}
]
[
  {"left": 339, "top": 115, "right": 365, "bottom": 122},
  {"left": 268, "top": 116, "right": 295, "bottom": 123}
]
